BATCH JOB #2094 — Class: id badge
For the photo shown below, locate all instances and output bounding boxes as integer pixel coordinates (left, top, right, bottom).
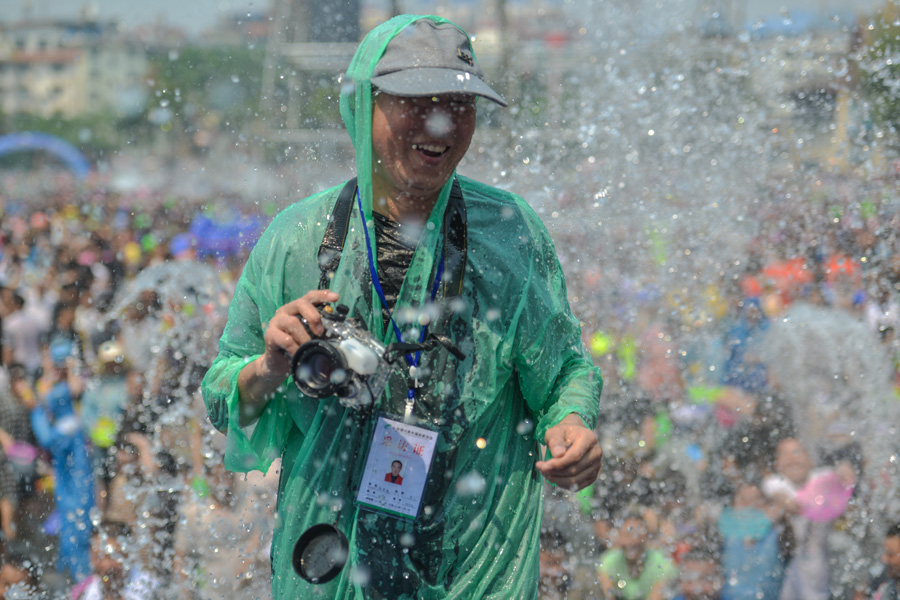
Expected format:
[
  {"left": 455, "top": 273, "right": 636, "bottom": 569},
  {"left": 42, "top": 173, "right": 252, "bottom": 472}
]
[{"left": 356, "top": 415, "right": 438, "bottom": 520}]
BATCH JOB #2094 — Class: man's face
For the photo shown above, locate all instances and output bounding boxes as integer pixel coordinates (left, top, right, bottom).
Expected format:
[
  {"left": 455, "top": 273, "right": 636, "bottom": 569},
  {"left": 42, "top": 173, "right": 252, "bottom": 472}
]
[
  {"left": 391, "top": 462, "right": 402, "bottom": 476},
  {"left": 617, "top": 517, "right": 648, "bottom": 562},
  {"left": 883, "top": 535, "right": 900, "bottom": 579},
  {"left": 372, "top": 92, "right": 476, "bottom": 205}
]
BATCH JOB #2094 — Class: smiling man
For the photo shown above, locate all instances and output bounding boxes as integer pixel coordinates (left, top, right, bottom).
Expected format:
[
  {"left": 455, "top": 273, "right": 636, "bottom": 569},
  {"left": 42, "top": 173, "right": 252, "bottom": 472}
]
[{"left": 203, "top": 14, "right": 603, "bottom": 599}]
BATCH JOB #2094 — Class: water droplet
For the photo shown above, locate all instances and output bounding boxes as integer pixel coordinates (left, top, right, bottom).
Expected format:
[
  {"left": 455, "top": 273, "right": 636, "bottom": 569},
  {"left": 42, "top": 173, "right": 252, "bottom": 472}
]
[{"left": 456, "top": 472, "right": 486, "bottom": 496}]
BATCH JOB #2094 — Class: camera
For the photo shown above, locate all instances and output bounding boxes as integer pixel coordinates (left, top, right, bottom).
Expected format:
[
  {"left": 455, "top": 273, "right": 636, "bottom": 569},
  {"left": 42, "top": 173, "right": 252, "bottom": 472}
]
[{"left": 291, "top": 304, "right": 391, "bottom": 409}]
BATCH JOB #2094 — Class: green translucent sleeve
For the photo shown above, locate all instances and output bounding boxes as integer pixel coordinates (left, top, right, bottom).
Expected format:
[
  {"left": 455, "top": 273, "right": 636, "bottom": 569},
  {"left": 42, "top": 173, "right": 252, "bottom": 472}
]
[
  {"left": 509, "top": 197, "right": 603, "bottom": 443},
  {"left": 201, "top": 208, "right": 306, "bottom": 473}
]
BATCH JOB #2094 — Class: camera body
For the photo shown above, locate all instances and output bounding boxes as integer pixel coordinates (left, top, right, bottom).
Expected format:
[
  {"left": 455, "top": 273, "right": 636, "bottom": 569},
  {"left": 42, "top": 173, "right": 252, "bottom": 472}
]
[{"left": 291, "top": 305, "right": 390, "bottom": 409}]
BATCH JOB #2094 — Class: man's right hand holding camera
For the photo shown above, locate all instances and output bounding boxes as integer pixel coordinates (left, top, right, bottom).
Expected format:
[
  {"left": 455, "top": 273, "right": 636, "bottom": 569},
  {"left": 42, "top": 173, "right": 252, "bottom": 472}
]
[{"left": 237, "top": 289, "right": 340, "bottom": 425}]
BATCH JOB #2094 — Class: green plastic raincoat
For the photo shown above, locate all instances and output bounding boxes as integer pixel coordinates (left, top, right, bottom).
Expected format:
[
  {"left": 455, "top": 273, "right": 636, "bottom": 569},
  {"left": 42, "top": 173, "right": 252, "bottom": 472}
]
[{"left": 202, "top": 14, "right": 602, "bottom": 599}]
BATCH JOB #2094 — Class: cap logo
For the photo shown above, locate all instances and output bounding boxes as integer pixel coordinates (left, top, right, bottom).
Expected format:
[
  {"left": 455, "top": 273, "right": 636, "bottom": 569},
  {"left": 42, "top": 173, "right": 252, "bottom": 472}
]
[{"left": 457, "top": 48, "right": 474, "bottom": 66}]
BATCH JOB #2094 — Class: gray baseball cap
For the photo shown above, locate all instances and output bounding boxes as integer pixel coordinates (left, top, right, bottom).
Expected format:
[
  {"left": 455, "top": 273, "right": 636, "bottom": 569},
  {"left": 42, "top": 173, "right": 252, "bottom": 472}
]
[{"left": 370, "top": 19, "right": 508, "bottom": 107}]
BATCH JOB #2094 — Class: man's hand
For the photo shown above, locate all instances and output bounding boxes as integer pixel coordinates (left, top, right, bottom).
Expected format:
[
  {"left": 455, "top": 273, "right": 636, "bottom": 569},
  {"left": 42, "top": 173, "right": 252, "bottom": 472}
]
[
  {"left": 237, "top": 289, "right": 339, "bottom": 425},
  {"left": 257, "top": 289, "right": 341, "bottom": 381},
  {"left": 535, "top": 413, "right": 602, "bottom": 491}
]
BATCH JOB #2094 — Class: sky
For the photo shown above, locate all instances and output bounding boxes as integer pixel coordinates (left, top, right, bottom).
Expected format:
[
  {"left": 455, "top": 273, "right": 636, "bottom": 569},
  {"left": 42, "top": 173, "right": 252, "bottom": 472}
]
[{"left": 0, "top": 0, "right": 891, "bottom": 36}]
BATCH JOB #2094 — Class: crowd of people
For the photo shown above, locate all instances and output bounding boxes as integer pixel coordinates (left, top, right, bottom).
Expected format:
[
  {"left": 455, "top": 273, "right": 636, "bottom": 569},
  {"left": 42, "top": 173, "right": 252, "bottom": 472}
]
[
  {"left": 0, "top": 159, "right": 897, "bottom": 599},
  {"left": 537, "top": 169, "right": 900, "bottom": 599},
  {"left": 0, "top": 172, "right": 274, "bottom": 599}
]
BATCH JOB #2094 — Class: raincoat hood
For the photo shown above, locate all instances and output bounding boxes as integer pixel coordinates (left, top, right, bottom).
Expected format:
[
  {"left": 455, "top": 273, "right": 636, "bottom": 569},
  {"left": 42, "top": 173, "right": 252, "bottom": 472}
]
[{"left": 340, "top": 15, "right": 473, "bottom": 225}]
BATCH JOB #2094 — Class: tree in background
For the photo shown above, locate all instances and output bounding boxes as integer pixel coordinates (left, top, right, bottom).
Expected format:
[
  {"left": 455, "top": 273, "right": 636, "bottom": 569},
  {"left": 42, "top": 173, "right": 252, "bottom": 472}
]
[
  {"left": 141, "top": 45, "right": 265, "bottom": 153},
  {"left": 858, "top": 1, "right": 900, "bottom": 154}
]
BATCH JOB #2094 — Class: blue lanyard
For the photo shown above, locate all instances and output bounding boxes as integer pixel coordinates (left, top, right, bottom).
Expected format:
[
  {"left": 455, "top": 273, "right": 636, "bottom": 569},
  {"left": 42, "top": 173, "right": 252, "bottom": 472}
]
[{"left": 356, "top": 189, "right": 444, "bottom": 401}]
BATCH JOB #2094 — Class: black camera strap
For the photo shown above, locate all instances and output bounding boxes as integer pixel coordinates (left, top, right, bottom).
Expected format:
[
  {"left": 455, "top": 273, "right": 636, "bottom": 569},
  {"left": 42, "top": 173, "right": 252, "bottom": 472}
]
[
  {"left": 316, "top": 177, "right": 468, "bottom": 299},
  {"left": 317, "top": 177, "right": 359, "bottom": 290},
  {"left": 441, "top": 179, "right": 467, "bottom": 299}
]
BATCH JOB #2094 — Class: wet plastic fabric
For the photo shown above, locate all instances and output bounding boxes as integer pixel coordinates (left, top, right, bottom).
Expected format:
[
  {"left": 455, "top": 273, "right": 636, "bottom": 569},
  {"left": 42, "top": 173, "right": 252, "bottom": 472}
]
[{"left": 202, "top": 14, "right": 601, "bottom": 600}]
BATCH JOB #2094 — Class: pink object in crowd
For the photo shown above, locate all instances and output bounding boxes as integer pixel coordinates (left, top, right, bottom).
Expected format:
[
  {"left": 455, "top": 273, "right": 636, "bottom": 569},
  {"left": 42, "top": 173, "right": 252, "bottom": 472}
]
[
  {"left": 796, "top": 471, "right": 854, "bottom": 523},
  {"left": 6, "top": 441, "right": 39, "bottom": 466}
]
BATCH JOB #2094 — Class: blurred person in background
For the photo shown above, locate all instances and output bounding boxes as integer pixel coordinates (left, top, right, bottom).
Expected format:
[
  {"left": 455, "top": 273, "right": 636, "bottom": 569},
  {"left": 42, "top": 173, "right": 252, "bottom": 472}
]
[
  {"left": 79, "top": 340, "right": 131, "bottom": 512},
  {"left": 29, "top": 340, "right": 94, "bottom": 584},
  {"left": 1, "top": 293, "right": 46, "bottom": 382},
  {"left": 45, "top": 300, "right": 84, "bottom": 366},
  {"left": 102, "top": 431, "right": 158, "bottom": 579},
  {"left": 70, "top": 521, "right": 158, "bottom": 600},
  {"left": 596, "top": 507, "right": 678, "bottom": 600},
  {"left": 672, "top": 546, "right": 723, "bottom": 600},
  {"left": 539, "top": 528, "right": 573, "bottom": 600},
  {"left": 0, "top": 364, "right": 38, "bottom": 541},
  {"left": 762, "top": 437, "right": 855, "bottom": 600},
  {"left": 854, "top": 521, "right": 900, "bottom": 600},
  {"left": 717, "top": 482, "right": 785, "bottom": 600},
  {"left": 0, "top": 550, "right": 38, "bottom": 599},
  {"left": 173, "top": 461, "right": 271, "bottom": 600}
]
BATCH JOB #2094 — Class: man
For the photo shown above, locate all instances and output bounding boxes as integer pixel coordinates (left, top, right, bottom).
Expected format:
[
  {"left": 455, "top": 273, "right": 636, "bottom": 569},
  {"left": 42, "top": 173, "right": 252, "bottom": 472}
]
[
  {"left": 385, "top": 460, "right": 403, "bottom": 485},
  {"left": 203, "top": 14, "right": 602, "bottom": 599},
  {"left": 1, "top": 292, "right": 45, "bottom": 380},
  {"left": 597, "top": 508, "right": 678, "bottom": 600},
  {"left": 855, "top": 523, "right": 900, "bottom": 600}
]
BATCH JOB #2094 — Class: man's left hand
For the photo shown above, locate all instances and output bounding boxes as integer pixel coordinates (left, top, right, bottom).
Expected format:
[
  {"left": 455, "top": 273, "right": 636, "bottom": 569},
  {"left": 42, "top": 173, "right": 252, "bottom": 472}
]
[{"left": 535, "top": 414, "right": 602, "bottom": 491}]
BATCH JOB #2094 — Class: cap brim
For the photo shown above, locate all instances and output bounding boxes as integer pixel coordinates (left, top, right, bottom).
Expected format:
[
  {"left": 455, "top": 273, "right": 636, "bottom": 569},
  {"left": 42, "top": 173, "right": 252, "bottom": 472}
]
[{"left": 371, "top": 68, "right": 508, "bottom": 107}]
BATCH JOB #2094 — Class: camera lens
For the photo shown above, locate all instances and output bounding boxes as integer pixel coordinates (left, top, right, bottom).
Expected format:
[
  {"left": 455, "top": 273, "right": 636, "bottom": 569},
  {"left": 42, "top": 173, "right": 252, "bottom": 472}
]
[
  {"left": 293, "top": 523, "right": 349, "bottom": 584},
  {"left": 305, "top": 353, "right": 333, "bottom": 386},
  {"left": 292, "top": 340, "right": 346, "bottom": 399}
]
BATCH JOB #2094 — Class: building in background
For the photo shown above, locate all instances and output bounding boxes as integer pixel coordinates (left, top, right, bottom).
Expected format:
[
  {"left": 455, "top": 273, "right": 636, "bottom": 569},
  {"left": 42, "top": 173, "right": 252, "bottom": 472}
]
[{"left": 0, "top": 10, "right": 148, "bottom": 119}]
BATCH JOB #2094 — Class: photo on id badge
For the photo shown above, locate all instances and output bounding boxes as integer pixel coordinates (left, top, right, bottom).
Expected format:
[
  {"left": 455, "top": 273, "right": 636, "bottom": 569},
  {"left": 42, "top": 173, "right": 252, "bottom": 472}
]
[{"left": 357, "top": 415, "right": 438, "bottom": 520}]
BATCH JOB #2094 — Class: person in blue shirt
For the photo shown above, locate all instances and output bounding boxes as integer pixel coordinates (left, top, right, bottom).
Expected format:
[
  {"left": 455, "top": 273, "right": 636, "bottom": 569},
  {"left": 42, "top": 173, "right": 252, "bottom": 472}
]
[
  {"left": 717, "top": 482, "right": 785, "bottom": 600},
  {"left": 30, "top": 339, "right": 95, "bottom": 583}
]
